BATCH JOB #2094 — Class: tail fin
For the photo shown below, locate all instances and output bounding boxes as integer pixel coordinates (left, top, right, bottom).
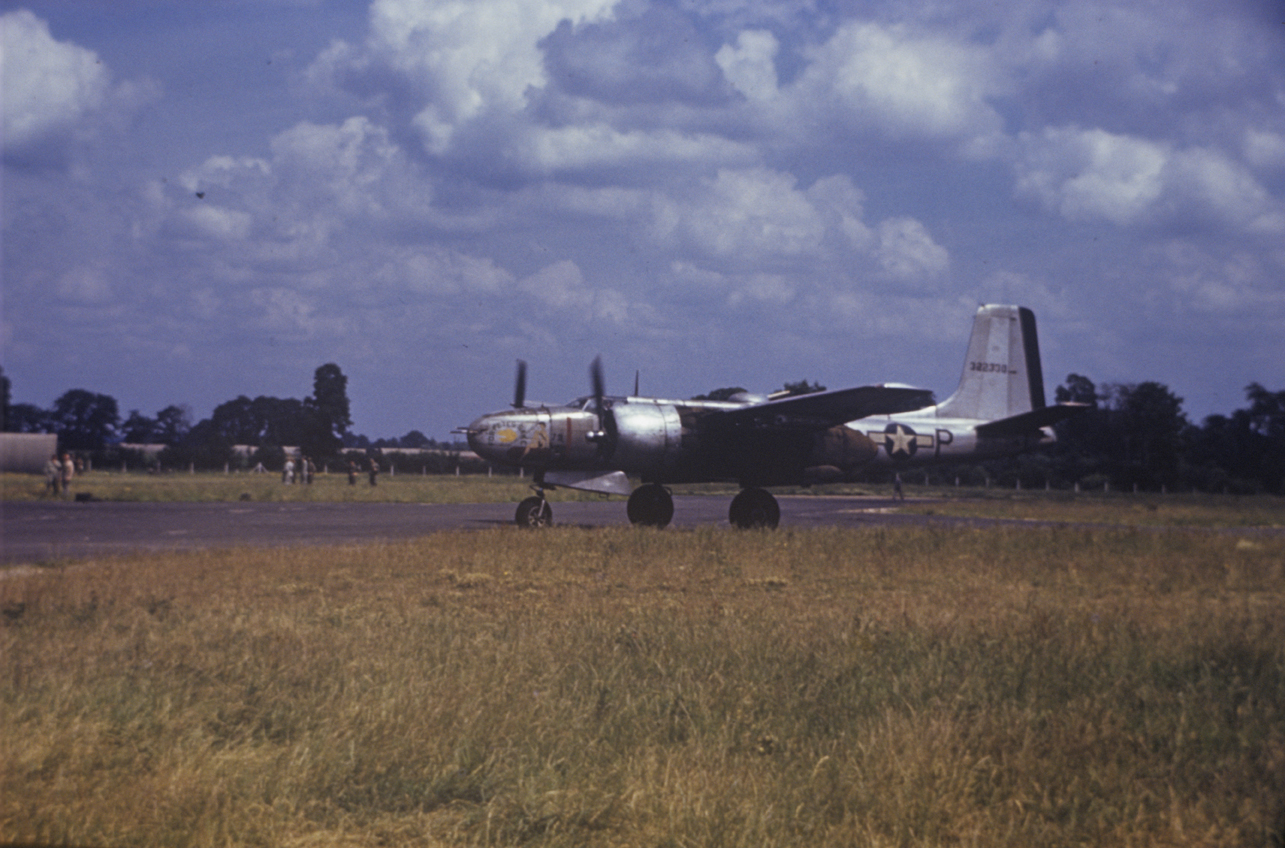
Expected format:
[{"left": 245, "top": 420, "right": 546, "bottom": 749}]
[{"left": 935, "top": 305, "right": 1047, "bottom": 421}]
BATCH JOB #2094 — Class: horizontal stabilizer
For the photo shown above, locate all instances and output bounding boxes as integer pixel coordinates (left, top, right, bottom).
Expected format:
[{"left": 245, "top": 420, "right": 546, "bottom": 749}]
[
  {"left": 974, "top": 403, "right": 1089, "bottom": 438},
  {"left": 543, "top": 469, "right": 633, "bottom": 496},
  {"left": 708, "top": 384, "right": 934, "bottom": 431}
]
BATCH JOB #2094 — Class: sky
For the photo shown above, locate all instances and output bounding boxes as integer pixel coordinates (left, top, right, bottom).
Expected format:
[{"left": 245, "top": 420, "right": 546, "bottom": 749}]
[{"left": 3, "top": 0, "right": 1283, "bottom": 441}]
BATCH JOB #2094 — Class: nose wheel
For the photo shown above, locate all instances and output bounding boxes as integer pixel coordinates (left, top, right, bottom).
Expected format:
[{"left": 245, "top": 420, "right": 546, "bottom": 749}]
[
  {"left": 515, "top": 494, "right": 553, "bottom": 528},
  {"left": 729, "top": 487, "right": 780, "bottom": 529},
  {"left": 627, "top": 483, "right": 674, "bottom": 528}
]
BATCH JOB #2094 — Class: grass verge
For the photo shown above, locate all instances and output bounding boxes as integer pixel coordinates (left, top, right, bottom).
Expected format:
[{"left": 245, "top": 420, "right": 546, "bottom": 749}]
[{"left": 3, "top": 525, "right": 1283, "bottom": 846}]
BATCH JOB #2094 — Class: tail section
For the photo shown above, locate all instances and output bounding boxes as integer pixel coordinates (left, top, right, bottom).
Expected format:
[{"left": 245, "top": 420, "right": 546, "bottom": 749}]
[{"left": 936, "top": 305, "right": 1046, "bottom": 421}]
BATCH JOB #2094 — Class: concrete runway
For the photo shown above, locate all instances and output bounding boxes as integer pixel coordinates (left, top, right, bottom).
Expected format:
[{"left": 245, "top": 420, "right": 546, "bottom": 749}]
[{"left": 2, "top": 496, "right": 949, "bottom": 564}]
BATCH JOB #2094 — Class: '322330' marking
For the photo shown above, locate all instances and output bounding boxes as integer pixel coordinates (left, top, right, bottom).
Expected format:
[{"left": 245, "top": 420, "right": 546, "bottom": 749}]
[{"left": 969, "top": 361, "right": 1010, "bottom": 373}]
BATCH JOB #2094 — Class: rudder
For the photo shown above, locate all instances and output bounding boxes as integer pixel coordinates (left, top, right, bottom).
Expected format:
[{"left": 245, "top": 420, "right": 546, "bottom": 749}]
[{"left": 936, "top": 304, "right": 1047, "bottom": 421}]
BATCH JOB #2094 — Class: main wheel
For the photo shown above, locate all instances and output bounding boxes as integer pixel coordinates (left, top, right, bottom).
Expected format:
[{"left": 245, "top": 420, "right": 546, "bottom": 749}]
[
  {"left": 627, "top": 483, "right": 674, "bottom": 528},
  {"left": 729, "top": 487, "right": 780, "bottom": 529},
  {"left": 515, "top": 496, "right": 552, "bottom": 528}
]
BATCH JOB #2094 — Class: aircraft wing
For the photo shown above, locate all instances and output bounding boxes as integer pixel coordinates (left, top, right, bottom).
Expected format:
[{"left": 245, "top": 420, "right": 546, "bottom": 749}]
[
  {"left": 973, "top": 402, "right": 1089, "bottom": 437},
  {"left": 704, "top": 385, "right": 934, "bottom": 431}
]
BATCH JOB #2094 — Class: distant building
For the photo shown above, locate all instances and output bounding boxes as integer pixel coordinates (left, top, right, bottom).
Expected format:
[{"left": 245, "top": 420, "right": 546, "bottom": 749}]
[{"left": 0, "top": 433, "right": 58, "bottom": 474}]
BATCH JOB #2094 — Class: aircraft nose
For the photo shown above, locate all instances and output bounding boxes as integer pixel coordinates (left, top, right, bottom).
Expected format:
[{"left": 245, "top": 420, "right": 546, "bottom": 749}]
[
  {"left": 464, "top": 409, "right": 551, "bottom": 466},
  {"left": 464, "top": 415, "right": 495, "bottom": 456}
]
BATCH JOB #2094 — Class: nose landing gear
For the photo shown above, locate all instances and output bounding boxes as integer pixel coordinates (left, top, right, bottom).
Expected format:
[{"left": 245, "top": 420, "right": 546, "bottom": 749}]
[{"left": 515, "top": 491, "right": 553, "bottom": 528}]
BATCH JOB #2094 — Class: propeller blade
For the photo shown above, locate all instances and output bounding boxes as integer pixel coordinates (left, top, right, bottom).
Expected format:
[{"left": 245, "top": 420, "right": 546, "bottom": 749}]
[
  {"left": 513, "top": 359, "right": 527, "bottom": 408},
  {"left": 634, "top": 370, "right": 640, "bottom": 397},
  {"left": 590, "top": 356, "right": 606, "bottom": 431}
]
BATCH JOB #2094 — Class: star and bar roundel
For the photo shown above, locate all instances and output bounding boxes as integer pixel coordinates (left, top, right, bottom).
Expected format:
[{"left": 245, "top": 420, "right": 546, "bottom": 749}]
[{"left": 871, "top": 422, "right": 934, "bottom": 460}]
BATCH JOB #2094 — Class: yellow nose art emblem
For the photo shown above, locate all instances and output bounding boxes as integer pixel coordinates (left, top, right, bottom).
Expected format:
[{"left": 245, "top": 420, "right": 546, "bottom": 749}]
[{"left": 496, "top": 428, "right": 518, "bottom": 444}]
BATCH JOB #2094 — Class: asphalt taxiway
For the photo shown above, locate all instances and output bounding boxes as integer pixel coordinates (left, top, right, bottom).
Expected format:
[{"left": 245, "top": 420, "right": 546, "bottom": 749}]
[
  {"left": 5, "top": 496, "right": 1277, "bottom": 565},
  {"left": 3, "top": 496, "right": 947, "bottom": 564}
]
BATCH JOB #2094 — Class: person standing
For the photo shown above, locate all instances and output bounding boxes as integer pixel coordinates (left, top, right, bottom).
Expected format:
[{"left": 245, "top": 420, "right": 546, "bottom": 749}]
[
  {"left": 44, "top": 454, "right": 62, "bottom": 496},
  {"left": 60, "top": 453, "right": 74, "bottom": 498}
]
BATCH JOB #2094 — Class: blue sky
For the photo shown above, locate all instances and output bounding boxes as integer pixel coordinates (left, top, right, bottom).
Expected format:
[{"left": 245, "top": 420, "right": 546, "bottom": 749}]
[{"left": 4, "top": 0, "right": 1283, "bottom": 440}]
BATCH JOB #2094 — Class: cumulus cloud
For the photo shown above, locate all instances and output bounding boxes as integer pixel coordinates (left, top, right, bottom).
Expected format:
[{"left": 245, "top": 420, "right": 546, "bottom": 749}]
[
  {"left": 1015, "top": 126, "right": 1167, "bottom": 225},
  {"left": 876, "top": 218, "right": 950, "bottom": 281},
  {"left": 1244, "top": 129, "right": 1285, "bottom": 170},
  {"left": 1, "top": 9, "right": 157, "bottom": 164},
  {"left": 645, "top": 168, "right": 945, "bottom": 286},
  {"left": 518, "top": 124, "right": 756, "bottom": 174},
  {"left": 518, "top": 259, "right": 634, "bottom": 323},
  {"left": 716, "top": 29, "right": 780, "bottom": 101},
  {"left": 374, "top": 246, "right": 513, "bottom": 296},
  {"left": 791, "top": 21, "right": 1004, "bottom": 150},
  {"left": 1, "top": 10, "right": 111, "bottom": 151},
  {"left": 1015, "top": 125, "right": 1284, "bottom": 233},
  {"left": 341, "top": 0, "right": 620, "bottom": 153}
]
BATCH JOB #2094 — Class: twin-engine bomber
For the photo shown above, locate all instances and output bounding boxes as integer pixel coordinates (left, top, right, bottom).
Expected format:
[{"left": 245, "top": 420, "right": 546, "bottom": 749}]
[{"left": 459, "top": 304, "right": 1085, "bottom": 529}]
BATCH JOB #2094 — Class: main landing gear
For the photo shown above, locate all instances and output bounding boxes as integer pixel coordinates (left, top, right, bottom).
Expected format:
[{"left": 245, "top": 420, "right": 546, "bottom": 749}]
[
  {"left": 514, "top": 482, "right": 780, "bottom": 529},
  {"left": 627, "top": 483, "right": 674, "bottom": 528},
  {"left": 728, "top": 487, "right": 780, "bottom": 530}
]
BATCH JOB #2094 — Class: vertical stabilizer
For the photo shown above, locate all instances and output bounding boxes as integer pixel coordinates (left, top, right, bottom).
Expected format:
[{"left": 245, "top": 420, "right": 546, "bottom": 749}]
[{"left": 936, "top": 305, "right": 1047, "bottom": 421}]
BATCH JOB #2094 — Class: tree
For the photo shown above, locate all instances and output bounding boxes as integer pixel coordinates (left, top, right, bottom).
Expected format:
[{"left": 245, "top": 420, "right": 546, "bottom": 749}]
[
  {"left": 0, "top": 366, "right": 10, "bottom": 431},
  {"left": 121, "top": 410, "right": 159, "bottom": 443},
  {"left": 400, "top": 430, "right": 431, "bottom": 448},
  {"left": 1111, "top": 381, "right": 1187, "bottom": 488},
  {"left": 5, "top": 403, "right": 51, "bottom": 434},
  {"left": 303, "top": 363, "right": 351, "bottom": 459},
  {"left": 51, "top": 389, "right": 120, "bottom": 451},
  {"left": 155, "top": 405, "right": 192, "bottom": 445},
  {"left": 1055, "top": 373, "right": 1097, "bottom": 406}
]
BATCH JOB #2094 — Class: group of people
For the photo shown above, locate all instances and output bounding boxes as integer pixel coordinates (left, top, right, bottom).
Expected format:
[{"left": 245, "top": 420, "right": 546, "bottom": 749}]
[
  {"left": 282, "top": 456, "right": 316, "bottom": 484},
  {"left": 43, "top": 453, "right": 77, "bottom": 497},
  {"left": 348, "top": 458, "right": 380, "bottom": 486}
]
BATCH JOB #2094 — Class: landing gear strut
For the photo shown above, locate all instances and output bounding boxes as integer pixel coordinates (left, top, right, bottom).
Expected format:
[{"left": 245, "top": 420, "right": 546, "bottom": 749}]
[
  {"left": 515, "top": 490, "right": 552, "bottom": 528},
  {"left": 627, "top": 483, "right": 674, "bottom": 528},
  {"left": 729, "top": 487, "right": 780, "bottom": 529}
]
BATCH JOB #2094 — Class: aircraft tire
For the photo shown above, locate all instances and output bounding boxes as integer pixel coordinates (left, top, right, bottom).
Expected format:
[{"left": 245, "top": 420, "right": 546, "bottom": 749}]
[
  {"left": 729, "top": 487, "right": 780, "bottom": 529},
  {"left": 515, "top": 496, "right": 553, "bottom": 528},
  {"left": 626, "top": 483, "right": 674, "bottom": 528}
]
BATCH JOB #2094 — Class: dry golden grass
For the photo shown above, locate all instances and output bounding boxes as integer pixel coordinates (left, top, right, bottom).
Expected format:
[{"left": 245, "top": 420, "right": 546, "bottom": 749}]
[
  {"left": 3, "top": 525, "right": 1283, "bottom": 846},
  {"left": 899, "top": 490, "right": 1285, "bottom": 529}
]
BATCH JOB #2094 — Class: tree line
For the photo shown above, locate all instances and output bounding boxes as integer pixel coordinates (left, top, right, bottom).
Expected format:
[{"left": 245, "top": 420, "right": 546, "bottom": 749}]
[
  {"left": 1, "top": 364, "right": 361, "bottom": 471},
  {"left": 2, "top": 364, "right": 1282, "bottom": 492},
  {"left": 908, "top": 377, "right": 1283, "bottom": 495}
]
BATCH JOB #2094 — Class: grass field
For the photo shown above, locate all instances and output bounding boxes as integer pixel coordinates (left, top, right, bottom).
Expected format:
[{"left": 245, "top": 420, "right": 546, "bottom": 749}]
[{"left": 3, "top": 513, "right": 1283, "bottom": 846}]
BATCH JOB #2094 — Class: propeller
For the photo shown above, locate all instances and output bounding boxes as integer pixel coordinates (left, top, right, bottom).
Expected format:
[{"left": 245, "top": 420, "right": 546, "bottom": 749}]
[
  {"left": 512, "top": 359, "right": 527, "bottom": 408},
  {"left": 588, "top": 356, "right": 609, "bottom": 441}
]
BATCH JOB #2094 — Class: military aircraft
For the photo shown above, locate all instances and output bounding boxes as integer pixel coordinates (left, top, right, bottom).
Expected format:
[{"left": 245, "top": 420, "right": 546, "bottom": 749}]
[{"left": 459, "top": 304, "right": 1084, "bottom": 529}]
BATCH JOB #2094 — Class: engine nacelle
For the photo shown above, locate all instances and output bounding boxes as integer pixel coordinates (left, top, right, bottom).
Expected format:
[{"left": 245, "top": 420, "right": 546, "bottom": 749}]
[{"left": 608, "top": 400, "right": 684, "bottom": 478}]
